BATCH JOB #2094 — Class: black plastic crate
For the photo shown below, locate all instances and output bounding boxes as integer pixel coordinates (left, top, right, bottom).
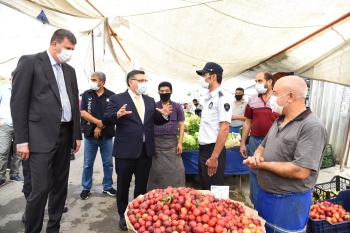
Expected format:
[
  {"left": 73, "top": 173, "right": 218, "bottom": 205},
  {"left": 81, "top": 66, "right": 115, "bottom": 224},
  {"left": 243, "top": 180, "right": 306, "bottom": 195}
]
[
  {"left": 307, "top": 190, "right": 350, "bottom": 233},
  {"left": 313, "top": 176, "right": 350, "bottom": 201},
  {"left": 321, "top": 144, "right": 335, "bottom": 169}
]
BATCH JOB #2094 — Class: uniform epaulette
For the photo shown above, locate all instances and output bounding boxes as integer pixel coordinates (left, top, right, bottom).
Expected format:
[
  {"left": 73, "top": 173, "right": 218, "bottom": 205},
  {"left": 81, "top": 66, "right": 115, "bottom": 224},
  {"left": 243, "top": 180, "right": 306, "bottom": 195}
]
[{"left": 218, "top": 91, "right": 223, "bottom": 98}]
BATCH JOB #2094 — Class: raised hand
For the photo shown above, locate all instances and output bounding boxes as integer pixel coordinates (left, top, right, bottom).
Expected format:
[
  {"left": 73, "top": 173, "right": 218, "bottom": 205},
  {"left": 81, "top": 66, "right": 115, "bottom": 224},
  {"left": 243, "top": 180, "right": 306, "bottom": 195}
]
[
  {"left": 156, "top": 103, "right": 172, "bottom": 116},
  {"left": 117, "top": 104, "right": 132, "bottom": 119}
]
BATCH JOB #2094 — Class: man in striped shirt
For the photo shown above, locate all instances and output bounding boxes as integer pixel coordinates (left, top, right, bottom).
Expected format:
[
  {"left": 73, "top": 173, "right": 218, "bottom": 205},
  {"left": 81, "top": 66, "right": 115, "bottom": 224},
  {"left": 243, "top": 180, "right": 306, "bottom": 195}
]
[{"left": 240, "top": 71, "right": 280, "bottom": 207}]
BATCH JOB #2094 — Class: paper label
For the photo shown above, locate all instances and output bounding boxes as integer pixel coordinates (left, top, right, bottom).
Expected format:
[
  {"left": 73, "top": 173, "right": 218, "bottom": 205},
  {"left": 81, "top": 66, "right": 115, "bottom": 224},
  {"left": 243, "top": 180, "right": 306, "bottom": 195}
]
[{"left": 210, "top": 185, "right": 229, "bottom": 199}]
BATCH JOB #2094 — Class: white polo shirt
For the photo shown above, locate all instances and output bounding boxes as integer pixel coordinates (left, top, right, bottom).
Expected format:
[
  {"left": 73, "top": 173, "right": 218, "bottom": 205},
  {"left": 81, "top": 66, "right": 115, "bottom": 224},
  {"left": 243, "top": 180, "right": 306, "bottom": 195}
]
[{"left": 198, "top": 86, "right": 232, "bottom": 145}]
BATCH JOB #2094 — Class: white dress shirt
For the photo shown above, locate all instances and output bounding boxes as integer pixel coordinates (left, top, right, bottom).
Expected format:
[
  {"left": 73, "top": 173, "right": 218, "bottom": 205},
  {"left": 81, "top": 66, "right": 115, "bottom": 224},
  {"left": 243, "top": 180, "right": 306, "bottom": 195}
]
[{"left": 128, "top": 89, "right": 145, "bottom": 123}]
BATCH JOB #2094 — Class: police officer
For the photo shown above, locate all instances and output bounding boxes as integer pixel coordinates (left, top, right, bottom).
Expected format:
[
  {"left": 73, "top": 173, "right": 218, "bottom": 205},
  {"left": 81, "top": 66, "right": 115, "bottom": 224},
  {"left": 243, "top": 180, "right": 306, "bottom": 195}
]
[{"left": 196, "top": 62, "right": 232, "bottom": 190}]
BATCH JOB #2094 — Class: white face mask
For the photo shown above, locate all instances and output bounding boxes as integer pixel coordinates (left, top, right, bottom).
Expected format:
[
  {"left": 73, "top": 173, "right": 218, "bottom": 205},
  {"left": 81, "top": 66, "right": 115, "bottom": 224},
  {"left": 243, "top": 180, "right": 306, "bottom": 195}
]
[
  {"left": 199, "top": 76, "right": 211, "bottom": 89},
  {"left": 270, "top": 93, "right": 290, "bottom": 114},
  {"left": 90, "top": 81, "right": 99, "bottom": 91},
  {"left": 136, "top": 82, "right": 147, "bottom": 94},
  {"left": 256, "top": 83, "right": 267, "bottom": 94},
  {"left": 56, "top": 44, "right": 73, "bottom": 63}
]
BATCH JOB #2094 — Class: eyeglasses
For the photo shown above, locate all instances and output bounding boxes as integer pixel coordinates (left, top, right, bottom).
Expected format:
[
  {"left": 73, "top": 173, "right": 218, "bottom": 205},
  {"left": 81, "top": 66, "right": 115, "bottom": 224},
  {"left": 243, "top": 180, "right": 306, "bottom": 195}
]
[{"left": 131, "top": 79, "right": 148, "bottom": 83}]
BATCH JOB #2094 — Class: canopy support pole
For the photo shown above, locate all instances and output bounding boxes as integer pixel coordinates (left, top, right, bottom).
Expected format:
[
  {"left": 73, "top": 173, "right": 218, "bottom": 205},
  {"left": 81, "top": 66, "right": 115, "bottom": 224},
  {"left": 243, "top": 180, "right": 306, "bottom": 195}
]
[
  {"left": 340, "top": 118, "right": 350, "bottom": 169},
  {"left": 92, "top": 29, "right": 95, "bottom": 72},
  {"left": 85, "top": 0, "right": 131, "bottom": 61}
]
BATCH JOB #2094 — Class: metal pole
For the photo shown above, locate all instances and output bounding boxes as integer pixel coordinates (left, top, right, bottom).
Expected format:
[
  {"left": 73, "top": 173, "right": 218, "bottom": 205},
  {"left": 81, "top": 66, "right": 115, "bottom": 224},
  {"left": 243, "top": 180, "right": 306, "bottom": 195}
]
[{"left": 92, "top": 30, "right": 95, "bottom": 72}]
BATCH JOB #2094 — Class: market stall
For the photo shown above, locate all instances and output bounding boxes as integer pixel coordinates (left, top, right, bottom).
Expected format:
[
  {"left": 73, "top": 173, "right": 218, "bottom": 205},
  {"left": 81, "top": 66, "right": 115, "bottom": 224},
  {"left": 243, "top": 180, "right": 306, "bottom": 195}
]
[
  {"left": 181, "top": 146, "right": 249, "bottom": 176},
  {"left": 180, "top": 112, "right": 249, "bottom": 188}
]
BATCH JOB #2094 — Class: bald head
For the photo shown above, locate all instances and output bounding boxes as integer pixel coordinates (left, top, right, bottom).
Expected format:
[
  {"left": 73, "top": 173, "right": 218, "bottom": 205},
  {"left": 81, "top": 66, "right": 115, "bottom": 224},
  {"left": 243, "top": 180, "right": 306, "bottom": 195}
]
[{"left": 275, "top": 76, "right": 307, "bottom": 99}]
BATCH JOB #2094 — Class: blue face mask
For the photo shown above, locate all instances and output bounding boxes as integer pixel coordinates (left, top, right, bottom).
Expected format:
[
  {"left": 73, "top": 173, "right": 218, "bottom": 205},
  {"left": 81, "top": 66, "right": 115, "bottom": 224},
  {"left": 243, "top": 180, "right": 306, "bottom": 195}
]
[{"left": 136, "top": 82, "right": 147, "bottom": 94}]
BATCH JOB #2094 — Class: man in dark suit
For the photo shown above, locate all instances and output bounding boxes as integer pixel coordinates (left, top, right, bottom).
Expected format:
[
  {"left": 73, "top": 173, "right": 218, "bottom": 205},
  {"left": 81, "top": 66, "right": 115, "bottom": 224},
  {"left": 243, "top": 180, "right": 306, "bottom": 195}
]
[
  {"left": 102, "top": 70, "right": 172, "bottom": 231},
  {"left": 11, "top": 29, "right": 82, "bottom": 233}
]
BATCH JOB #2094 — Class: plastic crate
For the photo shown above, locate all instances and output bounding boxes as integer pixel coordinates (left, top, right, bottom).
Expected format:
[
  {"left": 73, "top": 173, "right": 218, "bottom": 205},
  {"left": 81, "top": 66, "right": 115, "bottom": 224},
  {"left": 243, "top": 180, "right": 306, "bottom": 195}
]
[
  {"left": 307, "top": 190, "right": 350, "bottom": 233},
  {"left": 312, "top": 176, "right": 350, "bottom": 201},
  {"left": 321, "top": 144, "right": 335, "bottom": 169}
]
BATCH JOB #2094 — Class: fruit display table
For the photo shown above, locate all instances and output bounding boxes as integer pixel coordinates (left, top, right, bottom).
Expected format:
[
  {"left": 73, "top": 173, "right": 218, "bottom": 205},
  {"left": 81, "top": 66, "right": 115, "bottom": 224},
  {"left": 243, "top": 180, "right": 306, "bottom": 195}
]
[
  {"left": 181, "top": 145, "right": 250, "bottom": 176},
  {"left": 125, "top": 187, "right": 266, "bottom": 233}
]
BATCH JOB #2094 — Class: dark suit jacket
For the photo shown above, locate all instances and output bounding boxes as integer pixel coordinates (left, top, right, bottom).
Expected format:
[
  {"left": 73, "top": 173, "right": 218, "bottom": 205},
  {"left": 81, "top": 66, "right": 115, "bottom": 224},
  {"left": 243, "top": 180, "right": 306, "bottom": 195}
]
[
  {"left": 102, "top": 90, "right": 168, "bottom": 159},
  {"left": 11, "top": 51, "right": 82, "bottom": 153}
]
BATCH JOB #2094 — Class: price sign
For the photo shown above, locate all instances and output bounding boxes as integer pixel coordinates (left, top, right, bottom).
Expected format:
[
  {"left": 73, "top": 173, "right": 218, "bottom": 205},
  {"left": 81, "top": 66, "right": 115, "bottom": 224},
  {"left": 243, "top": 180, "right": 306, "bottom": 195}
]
[{"left": 210, "top": 185, "right": 229, "bottom": 199}]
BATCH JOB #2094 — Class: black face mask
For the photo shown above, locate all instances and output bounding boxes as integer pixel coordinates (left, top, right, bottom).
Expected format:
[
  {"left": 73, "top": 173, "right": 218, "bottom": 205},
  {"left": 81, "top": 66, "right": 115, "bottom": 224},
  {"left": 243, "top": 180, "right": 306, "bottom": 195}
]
[
  {"left": 159, "top": 93, "right": 171, "bottom": 102},
  {"left": 194, "top": 103, "right": 198, "bottom": 107},
  {"left": 235, "top": 95, "right": 243, "bottom": 101}
]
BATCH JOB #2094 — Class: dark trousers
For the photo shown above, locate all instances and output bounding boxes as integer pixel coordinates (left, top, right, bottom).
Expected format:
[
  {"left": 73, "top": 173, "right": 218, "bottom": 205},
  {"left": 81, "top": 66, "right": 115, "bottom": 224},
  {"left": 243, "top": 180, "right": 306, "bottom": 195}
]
[
  {"left": 25, "top": 124, "right": 72, "bottom": 233},
  {"left": 22, "top": 159, "right": 31, "bottom": 199},
  {"left": 198, "top": 143, "right": 226, "bottom": 190},
  {"left": 115, "top": 144, "right": 152, "bottom": 218}
]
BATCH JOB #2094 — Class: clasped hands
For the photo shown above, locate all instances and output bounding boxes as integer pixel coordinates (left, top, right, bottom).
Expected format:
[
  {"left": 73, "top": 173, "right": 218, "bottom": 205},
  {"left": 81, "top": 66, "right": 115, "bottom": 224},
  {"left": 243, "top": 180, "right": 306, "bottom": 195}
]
[
  {"left": 117, "top": 103, "right": 172, "bottom": 118},
  {"left": 243, "top": 154, "right": 265, "bottom": 170}
]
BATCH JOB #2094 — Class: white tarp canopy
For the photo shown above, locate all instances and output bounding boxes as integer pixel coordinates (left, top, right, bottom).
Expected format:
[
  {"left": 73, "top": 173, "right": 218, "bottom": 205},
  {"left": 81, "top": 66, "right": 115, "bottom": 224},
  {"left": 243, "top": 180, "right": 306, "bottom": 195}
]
[{"left": 1, "top": 0, "right": 350, "bottom": 95}]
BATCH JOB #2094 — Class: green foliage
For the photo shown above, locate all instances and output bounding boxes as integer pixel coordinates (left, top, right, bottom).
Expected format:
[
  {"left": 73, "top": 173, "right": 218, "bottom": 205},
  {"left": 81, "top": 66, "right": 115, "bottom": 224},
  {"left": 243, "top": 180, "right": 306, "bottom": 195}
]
[
  {"left": 182, "top": 112, "right": 201, "bottom": 150},
  {"left": 321, "top": 144, "right": 334, "bottom": 168},
  {"left": 181, "top": 112, "right": 243, "bottom": 150}
]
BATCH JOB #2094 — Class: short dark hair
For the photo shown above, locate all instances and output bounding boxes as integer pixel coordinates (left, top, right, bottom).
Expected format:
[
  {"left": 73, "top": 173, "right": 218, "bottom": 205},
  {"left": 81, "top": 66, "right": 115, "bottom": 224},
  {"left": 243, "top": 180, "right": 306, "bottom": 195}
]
[
  {"left": 193, "top": 99, "right": 198, "bottom": 102},
  {"left": 209, "top": 72, "right": 222, "bottom": 84},
  {"left": 263, "top": 72, "right": 273, "bottom": 83},
  {"left": 50, "top": 29, "right": 77, "bottom": 45},
  {"left": 236, "top": 87, "right": 244, "bottom": 93},
  {"left": 158, "top": 81, "right": 172, "bottom": 92},
  {"left": 126, "top": 70, "right": 145, "bottom": 87},
  {"left": 91, "top": 72, "right": 106, "bottom": 83}
]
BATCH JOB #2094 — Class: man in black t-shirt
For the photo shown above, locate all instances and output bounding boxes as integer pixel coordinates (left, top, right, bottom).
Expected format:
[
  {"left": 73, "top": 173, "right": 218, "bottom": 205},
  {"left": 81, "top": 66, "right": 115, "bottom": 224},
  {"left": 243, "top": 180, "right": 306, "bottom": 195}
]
[{"left": 80, "top": 72, "right": 116, "bottom": 200}]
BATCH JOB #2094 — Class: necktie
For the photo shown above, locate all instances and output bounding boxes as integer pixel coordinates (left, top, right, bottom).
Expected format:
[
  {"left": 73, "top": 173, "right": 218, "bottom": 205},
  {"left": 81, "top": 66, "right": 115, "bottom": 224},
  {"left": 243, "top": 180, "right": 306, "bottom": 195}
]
[
  {"left": 135, "top": 95, "right": 143, "bottom": 122},
  {"left": 54, "top": 64, "right": 72, "bottom": 121}
]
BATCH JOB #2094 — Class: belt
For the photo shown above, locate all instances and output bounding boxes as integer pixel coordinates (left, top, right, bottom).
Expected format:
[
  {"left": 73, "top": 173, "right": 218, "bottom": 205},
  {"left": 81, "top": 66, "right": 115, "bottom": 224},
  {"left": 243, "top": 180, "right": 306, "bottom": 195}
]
[
  {"left": 60, "top": 121, "right": 72, "bottom": 127},
  {"left": 199, "top": 143, "right": 215, "bottom": 147}
]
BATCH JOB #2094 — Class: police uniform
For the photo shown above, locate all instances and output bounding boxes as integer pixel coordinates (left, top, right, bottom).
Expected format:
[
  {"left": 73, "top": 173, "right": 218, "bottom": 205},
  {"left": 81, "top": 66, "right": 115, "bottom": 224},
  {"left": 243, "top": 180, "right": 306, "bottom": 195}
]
[{"left": 198, "top": 86, "right": 232, "bottom": 190}]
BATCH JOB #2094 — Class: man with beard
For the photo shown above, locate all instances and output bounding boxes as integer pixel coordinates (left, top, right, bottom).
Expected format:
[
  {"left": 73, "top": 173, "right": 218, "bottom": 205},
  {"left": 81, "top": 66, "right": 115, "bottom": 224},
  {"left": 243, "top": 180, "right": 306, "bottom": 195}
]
[{"left": 239, "top": 72, "right": 280, "bottom": 207}]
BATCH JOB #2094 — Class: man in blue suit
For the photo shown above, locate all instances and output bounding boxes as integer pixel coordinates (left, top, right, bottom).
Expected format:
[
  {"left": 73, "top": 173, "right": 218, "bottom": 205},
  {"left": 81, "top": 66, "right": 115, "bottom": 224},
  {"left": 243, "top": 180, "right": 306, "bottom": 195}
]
[{"left": 102, "top": 70, "right": 172, "bottom": 231}]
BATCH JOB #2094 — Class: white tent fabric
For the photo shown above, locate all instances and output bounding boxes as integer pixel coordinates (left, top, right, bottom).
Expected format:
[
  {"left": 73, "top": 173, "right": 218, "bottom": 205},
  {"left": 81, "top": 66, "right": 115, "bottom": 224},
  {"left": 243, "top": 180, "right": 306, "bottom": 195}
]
[
  {"left": 2, "top": 0, "right": 350, "bottom": 164},
  {"left": 1, "top": 0, "right": 350, "bottom": 92},
  {"left": 0, "top": 3, "right": 196, "bottom": 102},
  {"left": 300, "top": 42, "right": 350, "bottom": 86},
  {"left": 0, "top": 0, "right": 103, "bottom": 31},
  {"left": 2, "top": 0, "right": 102, "bottom": 18},
  {"left": 89, "top": 0, "right": 350, "bottom": 87}
]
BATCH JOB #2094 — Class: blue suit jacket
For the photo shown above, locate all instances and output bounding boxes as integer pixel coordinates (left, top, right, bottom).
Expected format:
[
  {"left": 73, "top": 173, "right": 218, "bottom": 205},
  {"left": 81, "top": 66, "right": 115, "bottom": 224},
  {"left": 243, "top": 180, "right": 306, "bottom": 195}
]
[{"left": 102, "top": 90, "right": 168, "bottom": 159}]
